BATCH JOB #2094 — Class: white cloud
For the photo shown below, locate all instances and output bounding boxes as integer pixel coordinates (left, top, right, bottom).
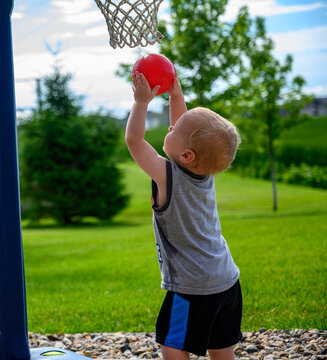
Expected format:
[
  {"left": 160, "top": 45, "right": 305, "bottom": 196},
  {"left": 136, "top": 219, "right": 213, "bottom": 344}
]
[
  {"left": 47, "top": 32, "right": 74, "bottom": 44},
  {"left": 51, "top": 0, "right": 102, "bottom": 25},
  {"left": 304, "top": 84, "right": 327, "bottom": 96},
  {"left": 15, "top": 82, "right": 36, "bottom": 109},
  {"left": 51, "top": 0, "right": 93, "bottom": 15},
  {"left": 14, "top": 52, "right": 54, "bottom": 79},
  {"left": 14, "top": 52, "right": 54, "bottom": 110},
  {"left": 63, "top": 11, "right": 103, "bottom": 25},
  {"left": 271, "top": 25, "right": 327, "bottom": 54},
  {"left": 223, "top": 0, "right": 327, "bottom": 21},
  {"left": 12, "top": 2, "right": 26, "bottom": 19},
  {"left": 85, "top": 25, "right": 107, "bottom": 37},
  {"left": 291, "top": 50, "right": 327, "bottom": 87},
  {"left": 12, "top": 12, "right": 24, "bottom": 19}
]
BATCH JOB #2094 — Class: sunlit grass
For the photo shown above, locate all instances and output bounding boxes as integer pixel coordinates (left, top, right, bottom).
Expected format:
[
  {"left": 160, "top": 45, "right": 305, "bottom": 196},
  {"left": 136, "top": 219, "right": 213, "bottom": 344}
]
[{"left": 23, "top": 163, "right": 327, "bottom": 333}]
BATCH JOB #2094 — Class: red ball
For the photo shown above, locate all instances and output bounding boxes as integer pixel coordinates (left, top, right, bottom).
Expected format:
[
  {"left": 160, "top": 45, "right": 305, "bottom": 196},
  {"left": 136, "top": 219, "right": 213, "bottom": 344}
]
[{"left": 132, "top": 54, "right": 176, "bottom": 96}]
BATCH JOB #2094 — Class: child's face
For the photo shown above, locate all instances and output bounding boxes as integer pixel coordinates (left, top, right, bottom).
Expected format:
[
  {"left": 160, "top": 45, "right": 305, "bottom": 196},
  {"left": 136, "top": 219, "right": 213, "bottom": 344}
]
[{"left": 163, "top": 113, "right": 193, "bottom": 163}]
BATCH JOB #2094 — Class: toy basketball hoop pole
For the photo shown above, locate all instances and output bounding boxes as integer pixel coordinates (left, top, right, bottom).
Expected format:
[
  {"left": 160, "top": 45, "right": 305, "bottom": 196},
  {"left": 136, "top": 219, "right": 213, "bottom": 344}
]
[{"left": 0, "top": 0, "right": 30, "bottom": 359}]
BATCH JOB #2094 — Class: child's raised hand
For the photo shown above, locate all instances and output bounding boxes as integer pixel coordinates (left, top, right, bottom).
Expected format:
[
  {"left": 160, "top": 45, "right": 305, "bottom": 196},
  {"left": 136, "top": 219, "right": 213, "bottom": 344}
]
[
  {"left": 167, "top": 77, "right": 183, "bottom": 97},
  {"left": 132, "top": 72, "right": 160, "bottom": 104}
]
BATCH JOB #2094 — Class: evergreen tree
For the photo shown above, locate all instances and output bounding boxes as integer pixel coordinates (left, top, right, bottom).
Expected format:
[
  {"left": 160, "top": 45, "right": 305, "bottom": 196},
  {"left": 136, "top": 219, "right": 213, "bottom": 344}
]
[{"left": 19, "top": 67, "right": 129, "bottom": 224}]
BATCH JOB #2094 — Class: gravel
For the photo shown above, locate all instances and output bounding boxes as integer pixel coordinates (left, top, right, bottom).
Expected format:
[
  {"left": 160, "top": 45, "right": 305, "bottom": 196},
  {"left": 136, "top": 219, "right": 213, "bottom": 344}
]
[{"left": 28, "top": 329, "right": 327, "bottom": 359}]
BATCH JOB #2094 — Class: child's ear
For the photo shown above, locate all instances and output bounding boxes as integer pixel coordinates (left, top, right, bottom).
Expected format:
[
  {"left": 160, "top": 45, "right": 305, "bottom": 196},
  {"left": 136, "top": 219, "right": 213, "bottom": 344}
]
[{"left": 179, "top": 149, "right": 195, "bottom": 164}]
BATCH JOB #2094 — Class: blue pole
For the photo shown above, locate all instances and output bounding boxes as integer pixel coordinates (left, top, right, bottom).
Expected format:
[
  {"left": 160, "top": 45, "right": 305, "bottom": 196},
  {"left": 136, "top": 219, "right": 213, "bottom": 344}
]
[{"left": 0, "top": 1, "right": 30, "bottom": 359}]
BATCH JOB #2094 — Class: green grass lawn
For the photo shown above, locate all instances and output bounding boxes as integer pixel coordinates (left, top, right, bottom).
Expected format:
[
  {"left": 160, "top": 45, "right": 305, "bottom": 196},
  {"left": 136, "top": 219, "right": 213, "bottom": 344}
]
[{"left": 23, "top": 163, "right": 327, "bottom": 333}]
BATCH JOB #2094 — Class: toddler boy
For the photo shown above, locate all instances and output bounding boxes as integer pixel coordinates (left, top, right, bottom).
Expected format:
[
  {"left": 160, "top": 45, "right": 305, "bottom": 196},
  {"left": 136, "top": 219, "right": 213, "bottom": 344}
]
[{"left": 125, "top": 71, "right": 242, "bottom": 360}]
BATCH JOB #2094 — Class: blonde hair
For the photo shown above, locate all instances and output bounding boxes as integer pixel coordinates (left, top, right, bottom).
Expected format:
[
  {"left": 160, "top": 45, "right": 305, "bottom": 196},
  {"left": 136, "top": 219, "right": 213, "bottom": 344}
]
[{"left": 186, "top": 107, "right": 241, "bottom": 175}]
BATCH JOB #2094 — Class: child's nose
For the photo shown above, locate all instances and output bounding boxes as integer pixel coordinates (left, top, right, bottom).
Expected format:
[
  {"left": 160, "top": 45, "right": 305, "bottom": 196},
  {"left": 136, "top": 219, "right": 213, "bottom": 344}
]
[{"left": 168, "top": 126, "right": 174, "bottom": 132}]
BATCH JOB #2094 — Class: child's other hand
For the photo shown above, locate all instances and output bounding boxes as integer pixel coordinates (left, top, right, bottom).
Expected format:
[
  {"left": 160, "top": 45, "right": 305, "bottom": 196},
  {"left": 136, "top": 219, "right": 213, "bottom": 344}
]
[
  {"left": 132, "top": 72, "right": 160, "bottom": 104},
  {"left": 167, "top": 77, "right": 183, "bottom": 97}
]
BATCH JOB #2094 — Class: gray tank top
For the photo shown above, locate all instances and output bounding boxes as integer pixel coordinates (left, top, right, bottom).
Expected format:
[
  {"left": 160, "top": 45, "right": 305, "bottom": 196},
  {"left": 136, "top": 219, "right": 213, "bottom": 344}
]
[{"left": 152, "top": 160, "right": 240, "bottom": 295}]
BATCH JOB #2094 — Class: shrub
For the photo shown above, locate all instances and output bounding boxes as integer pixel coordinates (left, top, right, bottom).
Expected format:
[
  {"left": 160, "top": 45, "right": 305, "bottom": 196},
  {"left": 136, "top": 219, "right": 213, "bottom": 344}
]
[{"left": 282, "top": 164, "right": 327, "bottom": 189}]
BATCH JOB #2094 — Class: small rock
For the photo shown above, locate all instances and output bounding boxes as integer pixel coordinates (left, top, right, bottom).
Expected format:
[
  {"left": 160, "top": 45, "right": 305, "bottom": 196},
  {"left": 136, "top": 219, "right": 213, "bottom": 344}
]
[
  {"left": 291, "top": 345, "right": 301, "bottom": 352},
  {"left": 54, "top": 341, "right": 64, "bottom": 348},
  {"left": 246, "top": 345, "right": 258, "bottom": 353},
  {"left": 133, "top": 346, "right": 149, "bottom": 355},
  {"left": 303, "top": 351, "right": 312, "bottom": 356},
  {"left": 264, "top": 355, "right": 275, "bottom": 360},
  {"left": 38, "top": 340, "right": 49, "bottom": 347},
  {"left": 47, "top": 334, "right": 59, "bottom": 341},
  {"left": 63, "top": 337, "right": 72, "bottom": 346},
  {"left": 82, "top": 351, "right": 92, "bottom": 357},
  {"left": 120, "top": 343, "right": 131, "bottom": 353},
  {"left": 279, "top": 351, "right": 288, "bottom": 356},
  {"left": 289, "top": 355, "right": 300, "bottom": 359},
  {"left": 234, "top": 344, "right": 244, "bottom": 355},
  {"left": 271, "top": 341, "right": 284, "bottom": 348},
  {"left": 307, "top": 343, "right": 318, "bottom": 351}
]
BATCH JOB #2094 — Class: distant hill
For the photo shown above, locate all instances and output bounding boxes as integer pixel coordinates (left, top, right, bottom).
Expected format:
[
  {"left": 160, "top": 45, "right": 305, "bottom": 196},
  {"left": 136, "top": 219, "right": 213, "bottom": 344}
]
[{"left": 279, "top": 115, "right": 326, "bottom": 167}]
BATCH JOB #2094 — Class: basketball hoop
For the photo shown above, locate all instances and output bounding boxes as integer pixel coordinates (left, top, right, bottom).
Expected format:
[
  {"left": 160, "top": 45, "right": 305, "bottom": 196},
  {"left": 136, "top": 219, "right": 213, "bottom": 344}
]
[{"left": 94, "top": 0, "right": 164, "bottom": 49}]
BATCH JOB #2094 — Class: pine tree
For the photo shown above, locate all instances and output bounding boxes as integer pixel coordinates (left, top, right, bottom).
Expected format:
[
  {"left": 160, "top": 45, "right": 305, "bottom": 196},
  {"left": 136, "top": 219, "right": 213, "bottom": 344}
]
[{"left": 19, "top": 67, "right": 129, "bottom": 224}]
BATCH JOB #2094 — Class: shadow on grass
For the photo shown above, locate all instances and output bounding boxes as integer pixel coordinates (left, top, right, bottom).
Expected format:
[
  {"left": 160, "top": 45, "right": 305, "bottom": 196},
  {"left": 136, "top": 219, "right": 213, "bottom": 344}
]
[
  {"left": 22, "top": 217, "right": 143, "bottom": 230},
  {"left": 223, "top": 209, "right": 327, "bottom": 221}
]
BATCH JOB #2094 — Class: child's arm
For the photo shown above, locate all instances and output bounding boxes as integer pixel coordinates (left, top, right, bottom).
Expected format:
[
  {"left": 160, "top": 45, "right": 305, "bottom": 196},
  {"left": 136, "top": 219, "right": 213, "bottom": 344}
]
[
  {"left": 167, "top": 78, "right": 187, "bottom": 126},
  {"left": 125, "top": 72, "right": 167, "bottom": 192}
]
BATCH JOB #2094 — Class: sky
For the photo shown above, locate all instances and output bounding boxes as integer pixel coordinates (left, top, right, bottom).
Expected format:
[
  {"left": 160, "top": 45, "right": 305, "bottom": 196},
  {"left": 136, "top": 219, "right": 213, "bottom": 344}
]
[{"left": 11, "top": 0, "right": 327, "bottom": 118}]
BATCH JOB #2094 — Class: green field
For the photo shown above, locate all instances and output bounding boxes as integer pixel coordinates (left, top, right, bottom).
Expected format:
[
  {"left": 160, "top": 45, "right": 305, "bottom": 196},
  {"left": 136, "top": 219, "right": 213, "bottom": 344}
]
[
  {"left": 23, "top": 163, "right": 327, "bottom": 333},
  {"left": 279, "top": 116, "right": 327, "bottom": 166}
]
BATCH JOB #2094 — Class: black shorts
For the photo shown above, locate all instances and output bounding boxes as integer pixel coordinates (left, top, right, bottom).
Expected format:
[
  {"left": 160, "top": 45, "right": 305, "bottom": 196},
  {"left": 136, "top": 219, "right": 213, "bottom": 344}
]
[{"left": 156, "top": 280, "right": 243, "bottom": 356}]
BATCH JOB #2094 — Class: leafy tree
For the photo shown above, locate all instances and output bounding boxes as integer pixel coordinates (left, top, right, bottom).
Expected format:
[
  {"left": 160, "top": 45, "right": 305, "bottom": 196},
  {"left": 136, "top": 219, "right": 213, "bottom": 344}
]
[
  {"left": 19, "top": 67, "right": 129, "bottom": 224},
  {"left": 224, "top": 17, "right": 311, "bottom": 210},
  {"left": 157, "top": 0, "right": 251, "bottom": 108}
]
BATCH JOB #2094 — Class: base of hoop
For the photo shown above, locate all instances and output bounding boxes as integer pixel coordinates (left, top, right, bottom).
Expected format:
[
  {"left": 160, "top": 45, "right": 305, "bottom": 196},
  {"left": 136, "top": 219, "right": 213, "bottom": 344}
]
[{"left": 30, "top": 347, "right": 91, "bottom": 360}]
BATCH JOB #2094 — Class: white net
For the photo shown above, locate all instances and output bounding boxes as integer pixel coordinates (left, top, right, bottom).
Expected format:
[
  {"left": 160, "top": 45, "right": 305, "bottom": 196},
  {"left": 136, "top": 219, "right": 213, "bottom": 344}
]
[{"left": 94, "top": 0, "right": 164, "bottom": 49}]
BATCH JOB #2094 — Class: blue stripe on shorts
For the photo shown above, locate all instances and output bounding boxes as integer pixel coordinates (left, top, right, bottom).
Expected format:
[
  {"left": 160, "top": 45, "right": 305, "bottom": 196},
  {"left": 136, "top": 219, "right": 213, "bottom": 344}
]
[{"left": 164, "top": 293, "right": 190, "bottom": 349}]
